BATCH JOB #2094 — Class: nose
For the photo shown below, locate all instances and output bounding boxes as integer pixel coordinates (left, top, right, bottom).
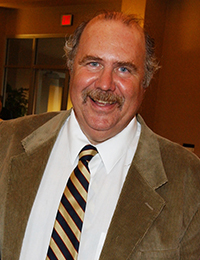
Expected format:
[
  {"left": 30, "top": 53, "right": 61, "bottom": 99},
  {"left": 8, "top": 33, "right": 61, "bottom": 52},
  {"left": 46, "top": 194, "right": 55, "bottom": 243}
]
[{"left": 96, "top": 68, "right": 116, "bottom": 91}]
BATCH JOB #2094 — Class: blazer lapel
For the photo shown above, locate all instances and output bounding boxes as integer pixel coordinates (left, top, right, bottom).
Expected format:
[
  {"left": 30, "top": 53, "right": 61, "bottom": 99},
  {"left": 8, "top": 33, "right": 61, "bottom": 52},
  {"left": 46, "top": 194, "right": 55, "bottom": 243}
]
[
  {"left": 99, "top": 115, "right": 168, "bottom": 260},
  {"left": 3, "top": 110, "right": 71, "bottom": 260}
]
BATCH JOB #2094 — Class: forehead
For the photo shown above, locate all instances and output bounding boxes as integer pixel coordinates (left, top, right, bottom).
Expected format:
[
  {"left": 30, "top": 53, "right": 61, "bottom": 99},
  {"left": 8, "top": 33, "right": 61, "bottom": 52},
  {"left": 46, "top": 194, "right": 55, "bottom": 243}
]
[{"left": 77, "top": 18, "right": 145, "bottom": 60}]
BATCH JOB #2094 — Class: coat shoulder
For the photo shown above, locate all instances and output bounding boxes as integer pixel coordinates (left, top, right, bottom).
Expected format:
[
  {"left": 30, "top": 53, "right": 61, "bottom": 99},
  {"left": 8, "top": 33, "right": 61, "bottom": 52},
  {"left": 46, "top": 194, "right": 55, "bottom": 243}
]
[
  {"left": 157, "top": 134, "right": 200, "bottom": 169},
  {"left": 0, "top": 111, "right": 61, "bottom": 137},
  {"left": 0, "top": 112, "right": 61, "bottom": 169},
  {"left": 156, "top": 134, "right": 200, "bottom": 212}
]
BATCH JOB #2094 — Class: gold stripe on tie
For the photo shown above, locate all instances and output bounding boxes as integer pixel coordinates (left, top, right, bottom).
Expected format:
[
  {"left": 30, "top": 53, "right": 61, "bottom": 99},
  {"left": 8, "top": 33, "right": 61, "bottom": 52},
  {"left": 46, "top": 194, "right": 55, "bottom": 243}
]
[
  {"left": 70, "top": 175, "right": 88, "bottom": 202},
  {"left": 78, "top": 161, "right": 90, "bottom": 183},
  {"left": 79, "top": 148, "right": 98, "bottom": 158},
  {"left": 53, "top": 221, "right": 78, "bottom": 259},
  {"left": 59, "top": 203, "right": 81, "bottom": 240},
  {"left": 49, "top": 235, "right": 67, "bottom": 260},
  {"left": 64, "top": 187, "right": 85, "bottom": 222}
]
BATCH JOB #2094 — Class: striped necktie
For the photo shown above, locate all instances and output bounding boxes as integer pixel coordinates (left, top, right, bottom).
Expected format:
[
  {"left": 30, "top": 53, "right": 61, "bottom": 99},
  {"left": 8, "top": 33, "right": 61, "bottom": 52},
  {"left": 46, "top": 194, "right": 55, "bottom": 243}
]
[{"left": 46, "top": 145, "right": 98, "bottom": 260}]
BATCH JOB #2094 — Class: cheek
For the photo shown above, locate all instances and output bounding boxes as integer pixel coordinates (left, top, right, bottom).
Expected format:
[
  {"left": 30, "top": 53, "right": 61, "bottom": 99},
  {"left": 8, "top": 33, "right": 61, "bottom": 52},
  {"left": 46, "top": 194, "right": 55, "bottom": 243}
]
[
  {"left": 117, "top": 79, "right": 140, "bottom": 99},
  {"left": 72, "top": 68, "right": 98, "bottom": 89},
  {"left": 118, "top": 82, "right": 145, "bottom": 110},
  {"left": 69, "top": 72, "right": 84, "bottom": 100},
  {"left": 70, "top": 71, "right": 98, "bottom": 105}
]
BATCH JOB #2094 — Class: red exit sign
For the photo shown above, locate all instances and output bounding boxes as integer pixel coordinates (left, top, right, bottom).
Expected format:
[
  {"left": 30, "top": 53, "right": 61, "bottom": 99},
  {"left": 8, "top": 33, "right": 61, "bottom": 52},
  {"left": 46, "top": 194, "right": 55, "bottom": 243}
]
[{"left": 61, "top": 14, "right": 73, "bottom": 26}]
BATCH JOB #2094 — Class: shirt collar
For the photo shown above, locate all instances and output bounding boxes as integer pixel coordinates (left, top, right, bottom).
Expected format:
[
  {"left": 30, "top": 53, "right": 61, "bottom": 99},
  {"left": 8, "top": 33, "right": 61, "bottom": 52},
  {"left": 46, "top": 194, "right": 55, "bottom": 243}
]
[
  {"left": 67, "top": 109, "right": 91, "bottom": 165},
  {"left": 96, "top": 117, "right": 138, "bottom": 173},
  {"left": 67, "top": 109, "right": 138, "bottom": 173}
]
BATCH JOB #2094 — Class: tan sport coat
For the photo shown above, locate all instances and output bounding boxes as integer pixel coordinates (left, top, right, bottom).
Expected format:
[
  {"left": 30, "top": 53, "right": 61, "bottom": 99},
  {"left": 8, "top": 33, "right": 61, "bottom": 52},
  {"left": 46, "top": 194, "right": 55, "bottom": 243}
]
[{"left": 0, "top": 110, "right": 200, "bottom": 260}]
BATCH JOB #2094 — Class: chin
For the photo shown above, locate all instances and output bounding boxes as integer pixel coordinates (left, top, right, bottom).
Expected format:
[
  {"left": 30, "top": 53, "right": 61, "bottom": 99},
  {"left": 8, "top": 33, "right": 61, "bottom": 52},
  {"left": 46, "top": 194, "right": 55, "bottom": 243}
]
[{"left": 87, "top": 120, "right": 114, "bottom": 132}]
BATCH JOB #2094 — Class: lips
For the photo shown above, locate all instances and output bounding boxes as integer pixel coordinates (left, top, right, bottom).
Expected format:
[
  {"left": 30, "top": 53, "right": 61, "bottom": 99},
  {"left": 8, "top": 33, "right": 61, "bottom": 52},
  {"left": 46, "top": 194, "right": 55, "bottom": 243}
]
[
  {"left": 82, "top": 89, "right": 124, "bottom": 109},
  {"left": 90, "top": 97, "right": 117, "bottom": 106}
]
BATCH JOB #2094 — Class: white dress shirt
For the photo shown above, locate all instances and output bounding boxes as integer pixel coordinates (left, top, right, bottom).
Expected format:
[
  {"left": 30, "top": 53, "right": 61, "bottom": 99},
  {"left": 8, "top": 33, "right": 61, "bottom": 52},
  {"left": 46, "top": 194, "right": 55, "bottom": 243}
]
[{"left": 19, "top": 110, "right": 141, "bottom": 260}]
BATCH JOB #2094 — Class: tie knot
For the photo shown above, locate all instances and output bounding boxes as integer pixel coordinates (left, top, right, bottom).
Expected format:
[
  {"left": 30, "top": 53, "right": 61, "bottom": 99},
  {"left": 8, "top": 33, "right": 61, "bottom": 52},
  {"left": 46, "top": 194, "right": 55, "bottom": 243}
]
[{"left": 79, "top": 144, "right": 98, "bottom": 162}]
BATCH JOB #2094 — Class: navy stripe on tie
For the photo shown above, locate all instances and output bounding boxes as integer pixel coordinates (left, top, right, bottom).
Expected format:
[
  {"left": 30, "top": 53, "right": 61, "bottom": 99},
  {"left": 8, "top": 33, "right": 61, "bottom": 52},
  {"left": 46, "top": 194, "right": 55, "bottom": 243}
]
[
  {"left": 51, "top": 229, "right": 74, "bottom": 260},
  {"left": 74, "top": 166, "right": 89, "bottom": 191},
  {"left": 61, "top": 193, "right": 82, "bottom": 231},
  {"left": 56, "top": 211, "right": 79, "bottom": 251},
  {"left": 67, "top": 179, "right": 86, "bottom": 211},
  {"left": 47, "top": 246, "right": 57, "bottom": 260},
  {"left": 80, "top": 154, "right": 93, "bottom": 163}
]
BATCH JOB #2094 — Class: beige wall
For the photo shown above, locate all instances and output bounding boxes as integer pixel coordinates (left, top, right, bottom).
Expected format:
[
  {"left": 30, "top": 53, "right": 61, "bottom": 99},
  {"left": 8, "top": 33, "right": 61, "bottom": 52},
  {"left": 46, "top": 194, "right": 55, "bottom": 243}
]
[
  {"left": 121, "top": 0, "right": 146, "bottom": 18},
  {"left": 5, "top": 2, "right": 121, "bottom": 36},
  {"left": 142, "top": 0, "right": 200, "bottom": 157},
  {"left": 0, "top": 8, "right": 7, "bottom": 93},
  {"left": 140, "top": 0, "right": 167, "bottom": 128}
]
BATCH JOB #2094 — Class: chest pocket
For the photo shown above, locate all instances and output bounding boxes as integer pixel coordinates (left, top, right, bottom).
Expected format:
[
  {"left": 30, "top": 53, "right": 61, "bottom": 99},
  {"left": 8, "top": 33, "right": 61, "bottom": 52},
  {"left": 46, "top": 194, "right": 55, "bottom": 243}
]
[{"left": 133, "top": 248, "right": 180, "bottom": 260}]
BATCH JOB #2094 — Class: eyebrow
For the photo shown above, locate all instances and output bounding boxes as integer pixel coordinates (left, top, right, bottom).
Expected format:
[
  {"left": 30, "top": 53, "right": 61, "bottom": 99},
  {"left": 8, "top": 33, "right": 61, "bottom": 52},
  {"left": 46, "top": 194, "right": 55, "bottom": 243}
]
[
  {"left": 78, "top": 55, "right": 103, "bottom": 65},
  {"left": 114, "top": 61, "right": 138, "bottom": 72}
]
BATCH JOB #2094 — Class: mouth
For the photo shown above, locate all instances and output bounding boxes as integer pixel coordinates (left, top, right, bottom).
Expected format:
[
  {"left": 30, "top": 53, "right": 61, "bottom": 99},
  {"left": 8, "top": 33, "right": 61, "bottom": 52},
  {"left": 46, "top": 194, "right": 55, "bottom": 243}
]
[
  {"left": 82, "top": 89, "right": 124, "bottom": 109},
  {"left": 90, "top": 97, "right": 117, "bottom": 107}
]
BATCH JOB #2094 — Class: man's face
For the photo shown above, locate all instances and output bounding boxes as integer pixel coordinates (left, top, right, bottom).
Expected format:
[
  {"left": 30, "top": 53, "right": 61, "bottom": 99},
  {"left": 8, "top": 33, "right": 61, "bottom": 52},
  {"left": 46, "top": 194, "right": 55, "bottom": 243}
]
[{"left": 70, "top": 18, "right": 146, "bottom": 144}]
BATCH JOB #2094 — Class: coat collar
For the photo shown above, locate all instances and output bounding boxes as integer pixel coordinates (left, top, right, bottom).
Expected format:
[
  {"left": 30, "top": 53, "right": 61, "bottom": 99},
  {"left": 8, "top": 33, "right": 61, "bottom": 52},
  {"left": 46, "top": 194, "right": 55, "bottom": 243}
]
[
  {"left": 134, "top": 114, "right": 167, "bottom": 190},
  {"left": 22, "top": 109, "right": 71, "bottom": 155},
  {"left": 99, "top": 114, "right": 167, "bottom": 259}
]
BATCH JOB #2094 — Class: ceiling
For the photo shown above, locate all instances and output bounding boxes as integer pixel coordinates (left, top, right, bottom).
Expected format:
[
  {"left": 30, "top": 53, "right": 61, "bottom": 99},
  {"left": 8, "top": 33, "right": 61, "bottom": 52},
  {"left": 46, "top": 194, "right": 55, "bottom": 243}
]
[{"left": 0, "top": 0, "right": 111, "bottom": 9}]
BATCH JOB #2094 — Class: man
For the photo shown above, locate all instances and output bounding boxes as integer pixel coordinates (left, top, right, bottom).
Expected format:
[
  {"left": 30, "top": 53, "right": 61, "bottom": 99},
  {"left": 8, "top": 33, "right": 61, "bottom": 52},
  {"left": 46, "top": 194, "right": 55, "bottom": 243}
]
[{"left": 0, "top": 11, "right": 200, "bottom": 260}]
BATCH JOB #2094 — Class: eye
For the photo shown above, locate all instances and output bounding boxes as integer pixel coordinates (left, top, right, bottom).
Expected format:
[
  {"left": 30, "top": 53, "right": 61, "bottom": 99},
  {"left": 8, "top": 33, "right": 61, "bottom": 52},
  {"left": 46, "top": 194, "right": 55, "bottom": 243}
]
[
  {"left": 115, "top": 63, "right": 137, "bottom": 78},
  {"left": 88, "top": 62, "right": 100, "bottom": 67},
  {"left": 86, "top": 61, "right": 102, "bottom": 71},
  {"left": 118, "top": 67, "right": 129, "bottom": 73}
]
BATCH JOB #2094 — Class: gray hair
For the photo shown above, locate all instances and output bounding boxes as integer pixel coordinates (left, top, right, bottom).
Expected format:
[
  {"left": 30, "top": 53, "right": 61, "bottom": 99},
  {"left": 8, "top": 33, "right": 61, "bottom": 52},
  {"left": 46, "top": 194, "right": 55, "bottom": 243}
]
[{"left": 65, "top": 11, "right": 160, "bottom": 88}]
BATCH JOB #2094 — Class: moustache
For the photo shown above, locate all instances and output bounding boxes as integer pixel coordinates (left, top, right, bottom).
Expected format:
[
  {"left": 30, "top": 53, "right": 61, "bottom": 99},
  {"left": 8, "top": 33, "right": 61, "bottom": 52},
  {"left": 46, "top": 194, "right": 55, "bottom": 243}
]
[{"left": 82, "top": 89, "right": 125, "bottom": 108}]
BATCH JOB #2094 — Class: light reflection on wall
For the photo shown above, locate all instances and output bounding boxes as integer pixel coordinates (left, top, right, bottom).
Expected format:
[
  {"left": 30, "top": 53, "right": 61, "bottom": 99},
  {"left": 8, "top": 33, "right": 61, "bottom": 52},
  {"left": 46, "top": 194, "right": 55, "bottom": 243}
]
[{"left": 47, "top": 80, "right": 62, "bottom": 112}]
